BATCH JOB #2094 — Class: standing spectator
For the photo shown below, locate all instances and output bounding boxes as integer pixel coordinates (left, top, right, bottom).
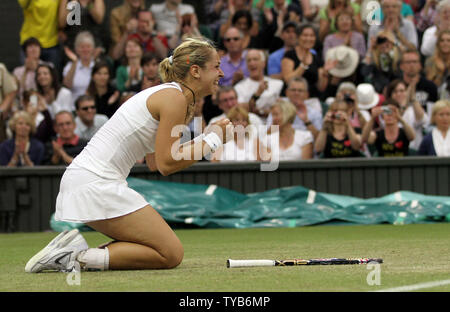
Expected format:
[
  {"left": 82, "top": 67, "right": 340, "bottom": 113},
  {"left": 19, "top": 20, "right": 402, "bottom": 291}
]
[
  {"left": 386, "top": 79, "right": 429, "bottom": 152},
  {"left": 425, "top": 30, "right": 450, "bottom": 90},
  {"left": 268, "top": 99, "right": 314, "bottom": 160},
  {"left": 418, "top": 100, "right": 450, "bottom": 156},
  {"left": 112, "top": 10, "right": 168, "bottom": 61},
  {"left": 22, "top": 90, "right": 55, "bottom": 145},
  {"left": 367, "top": 0, "right": 418, "bottom": 51},
  {"left": 218, "top": 0, "right": 261, "bottom": 39},
  {"left": 323, "top": 10, "right": 366, "bottom": 62},
  {"left": 86, "top": 61, "right": 120, "bottom": 119},
  {"left": 0, "top": 111, "right": 45, "bottom": 167},
  {"left": 315, "top": 100, "right": 363, "bottom": 158},
  {"left": 219, "top": 27, "right": 250, "bottom": 86},
  {"left": 229, "top": 10, "right": 261, "bottom": 49},
  {"left": 63, "top": 31, "right": 96, "bottom": 107},
  {"left": 74, "top": 95, "right": 108, "bottom": 141},
  {"left": 235, "top": 49, "right": 284, "bottom": 120},
  {"left": 48, "top": 111, "right": 88, "bottom": 165},
  {"left": 59, "top": 0, "right": 107, "bottom": 56},
  {"left": 416, "top": 0, "right": 439, "bottom": 36},
  {"left": 362, "top": 98, "right": 415, "bottom": 157},
  {"left": 0, "top": 64, "right": 18, "bottom": 143},
  {"left": 421, "top": 0, "right": 450, "bottom": 57},
  {"left": 36, "top": 64, "right": 73, "bottom": 118},
  {"left": 115, "top": 38, "right": 144, "bottom": 93},
  {"left": 267, "top": 77, "right": 323, "bottom": 139},
  {"left": 399, "top": 49, "right": 438, "bottom": 117},
  {"left": 208, "top": 86, "right": 263, "bottom": 126},
  {"left": 18, "top": 0, "right": 62, "bottom": 70},
  {"left": 361, "top": 30, "right": 402, "bottom": 93},
  {"left": 150, "top": 0, "right": 195, "bottom": 38},
  {"left": 109, "top": 0, "right": 145, "bottom": 57},
  {"left": 318, "top": 0, "right": 362, "bottom": 41},
  {"left": 267, "top": 21, "right": 299, "bottom": 80},
  {"left": 13, "top": 38, "right": 46, "bottom": 101},
  {"left": 281, "top": 24, "right": 334, "bottom": 98}
]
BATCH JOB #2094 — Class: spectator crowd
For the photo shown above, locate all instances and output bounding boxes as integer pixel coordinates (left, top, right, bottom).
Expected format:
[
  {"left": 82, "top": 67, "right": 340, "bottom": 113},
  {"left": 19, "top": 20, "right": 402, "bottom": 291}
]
[{"left": 1, "top": 0, "right": 450, "bottom": 167}]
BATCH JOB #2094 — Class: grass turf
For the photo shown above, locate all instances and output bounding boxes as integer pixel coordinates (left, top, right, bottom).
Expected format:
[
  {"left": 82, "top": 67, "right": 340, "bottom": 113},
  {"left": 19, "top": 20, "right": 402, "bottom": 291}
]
[{"left": 1, "top": 223, "right": 450, "bottom": 292}]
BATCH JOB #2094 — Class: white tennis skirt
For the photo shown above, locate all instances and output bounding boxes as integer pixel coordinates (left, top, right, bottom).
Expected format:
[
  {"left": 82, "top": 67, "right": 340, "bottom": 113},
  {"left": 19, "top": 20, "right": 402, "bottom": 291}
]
[{"left": 55, "top": 166, "right": 149, "bottom": 223}]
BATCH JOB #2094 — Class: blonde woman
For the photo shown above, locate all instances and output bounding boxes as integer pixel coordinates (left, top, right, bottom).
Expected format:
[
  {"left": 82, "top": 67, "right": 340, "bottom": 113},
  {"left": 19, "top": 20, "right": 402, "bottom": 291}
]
[
  {"left": 268, "top": 99, "right": 314, "bottom": 160},
  {"left": 419, "top": 100, "right": 450, "bottom": 156},
  {"left": 211, "top": 106, "right": 261, "bottom": 161},
  {"left": 425, "top": 29, "right": 450, "bottom": 87},
  {"left": 25, "top": 38, "right": 231, "bottom": 273},
  {"left": 315, "top": 100, "right": 362, "bottom": 158},
  {"left": 0, "top": 111, "right": 45, "bottom": 167}
]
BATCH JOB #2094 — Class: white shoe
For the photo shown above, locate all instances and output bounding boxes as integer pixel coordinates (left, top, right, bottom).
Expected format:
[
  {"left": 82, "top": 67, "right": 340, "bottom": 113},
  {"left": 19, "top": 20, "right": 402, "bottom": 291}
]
[{"left": 25, "top": 229, "right": 89, "bottom": 273}]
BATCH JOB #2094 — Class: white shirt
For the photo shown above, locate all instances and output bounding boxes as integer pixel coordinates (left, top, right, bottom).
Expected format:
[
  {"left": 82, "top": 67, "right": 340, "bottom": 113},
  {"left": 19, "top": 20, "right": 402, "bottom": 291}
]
[
  {"left": 401, "top": 105, "right": 429, "bottom": 151},
  {"left": 63, "top": 59, "right": 95, "bottom": 107},
  {"left": 420, "top": 26, "right": 437, "bottom": 57},
  {"left": 75, "top": 114, "right": 109, "bottom": 141},
  {"left": 219, "top": 137, "right": 258, "bottom": 161},
  {"left": 208, "top": 112, "right": 263, "bottom": 127},
  {"left": 234, "top": 76, "right": 284, "bottom": 114},
  {"left": 268, "top": 129, "right": 313, "bottom": 161},
  {"left": 71, "top": 82, "right": 181, "bottom": 180},
  {"left": 48, "top": 87, "right": 73, "bottom": 118},
  {"left": 150, "top": 2, "right": 195, "bottom": 37},
  {"left": 432, "top": 127, "right": 450, "bottom": 156}
]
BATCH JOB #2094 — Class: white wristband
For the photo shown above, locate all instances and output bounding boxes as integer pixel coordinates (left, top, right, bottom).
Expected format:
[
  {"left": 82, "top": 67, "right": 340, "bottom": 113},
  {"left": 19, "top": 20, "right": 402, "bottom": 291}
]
[{"left": 203, "top": 132, "right": 222, "bottom": 153}]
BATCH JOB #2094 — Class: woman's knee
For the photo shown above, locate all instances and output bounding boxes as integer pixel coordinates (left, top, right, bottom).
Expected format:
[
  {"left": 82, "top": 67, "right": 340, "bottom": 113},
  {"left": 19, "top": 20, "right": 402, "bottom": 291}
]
[{"left": 161, "top": 241, "right": 184, "bottom": 269}]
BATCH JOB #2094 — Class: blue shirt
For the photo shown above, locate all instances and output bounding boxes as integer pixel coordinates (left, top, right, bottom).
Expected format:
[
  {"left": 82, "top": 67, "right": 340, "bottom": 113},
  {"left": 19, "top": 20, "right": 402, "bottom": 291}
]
[
  {"left": 219, "top": 51, "right": 250, "bottom": 86},
  {"left": 0, "top": 137, "right": 45, "bottom": 166}
]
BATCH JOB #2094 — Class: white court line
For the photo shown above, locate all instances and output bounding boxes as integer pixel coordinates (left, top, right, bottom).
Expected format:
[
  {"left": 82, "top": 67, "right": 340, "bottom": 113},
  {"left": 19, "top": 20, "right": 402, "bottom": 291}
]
[{"left": 374, "top": 279, "right": 450, "bottom": 292}]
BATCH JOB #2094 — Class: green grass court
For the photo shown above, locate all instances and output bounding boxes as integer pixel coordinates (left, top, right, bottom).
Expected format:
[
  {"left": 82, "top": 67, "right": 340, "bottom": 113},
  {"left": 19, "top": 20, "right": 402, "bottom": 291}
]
[{"left": 1, "top": 223, "right": 450, "bottom": 292}]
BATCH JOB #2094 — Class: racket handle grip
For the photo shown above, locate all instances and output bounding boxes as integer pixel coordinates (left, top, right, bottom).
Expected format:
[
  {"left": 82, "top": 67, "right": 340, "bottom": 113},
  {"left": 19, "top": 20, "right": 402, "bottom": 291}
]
[{"left": 227, "top": 259, "right": 275, "bottom": 268}]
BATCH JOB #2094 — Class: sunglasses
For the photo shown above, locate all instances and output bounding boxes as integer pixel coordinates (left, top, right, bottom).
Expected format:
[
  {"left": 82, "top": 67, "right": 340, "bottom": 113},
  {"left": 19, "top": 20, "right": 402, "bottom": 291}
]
[
  {"left": 224, "top": 37, "right": 240, "bottom": 42},
  {"left": 80, "top": 105, "right": 96, "bottom": 111}
]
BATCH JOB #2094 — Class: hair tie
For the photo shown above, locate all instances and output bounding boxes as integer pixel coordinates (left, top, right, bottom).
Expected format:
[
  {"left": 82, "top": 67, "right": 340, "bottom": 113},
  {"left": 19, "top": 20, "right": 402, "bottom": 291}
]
[{"left": 168, "top": 55, "right": 173, "bottom": 65}]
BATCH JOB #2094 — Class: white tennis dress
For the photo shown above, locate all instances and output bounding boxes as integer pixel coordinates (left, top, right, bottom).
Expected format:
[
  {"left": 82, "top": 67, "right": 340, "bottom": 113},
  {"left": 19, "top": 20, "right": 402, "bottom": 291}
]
[{"left": 55, "top": 82, "right": 182, "bottom": 223}]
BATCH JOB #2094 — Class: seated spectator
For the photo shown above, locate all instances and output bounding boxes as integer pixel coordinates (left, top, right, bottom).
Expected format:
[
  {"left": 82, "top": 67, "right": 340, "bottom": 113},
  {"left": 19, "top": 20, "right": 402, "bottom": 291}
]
[
  {"left": 315, "top": 100, "right": 363, "bottom": 158},
  {"left": 367, "top": 0, "right": 418, "bottom": 51},
  {"left": 74, "top": 95, "right": 108, "bottom": 141},
  {"left": 112, "top": 10, "right": 168, "bottom": 61},
  {"left": 219, "top": 27, "right": 250, "bottom": 86},
  {"left": 267, "top": 21, "right": 299, "bottom": 80},
  {"left": 209, "top": 86, "right": 263, "bottom": 126},
  {"left": 260, "top": 0, "right": 302, "bottom": 53},
  {"left": 211, "top": 106, "right": 263, "bottom": 161},
  {"left": 418, "top": 100, "right": 450, "bottom": 156},
  {"left": 218, "top": 0, "right": 261, "bottom": 40},
  {"left": 150, "top": 0, "right": 195, "bottom": 38},
  {"left": 323, "top": 10, "right": 366, "bottom": 62},
  {"left": 399, "top": 49, "right": 438, "bottom": 117},
  {"left": 425, "top": 30, "right": 450, "bottom": 90},
  {"left": 0, "top": 111, "right": 44, "bottom": 167},
  {"left": 115, "top": 38, "right": 144, "bottom": 93},
  {"left": 59, "top": 0, "right": 107, "bottom": 57},
  {"left": 228, "top": 10, "right": 261, "bottom": 49},
  {"left": 0, "top": 63, "right": 18, "bottom": 143},
  {"left": 386, "top": 79, "right": 429, "bottom": 152},
  {"left": 372, "top": 0, "right": 415, "bottom": 23},
  {"left": 281, "top": 24, "right": 326, "bottom": 98},
  {"left": 48, "top": 111, "right": 88, "bottom": 165},
  {"left": 18, "top": 0, "right": 62, "bottom": 71},
  {"left": 109, "top": 0, "right": 145, "bottom": 58},
  {"left": 320, "top": 45, "right": 360, "bottom": 100},
  {"left": 235, "top": 49, "right": 284, "bottom": 120},
  {"left": 266, "top": 77, "right": 322, "bottom": 139},
  {"left": 338, "top": 82, "right": 372, "bottom": 131},
  {"left": 179, "top": 13, "right": 202, "bottom": 41},
  {"left": 63, "top": 31, "right": 96, "bottom": 107},
  {"left": 13, "top": 38, "right": 47, "bottom": 101},
  {"left": 36, "top": 64, "right": 73, "bottom": 118},
  {"left": 362, "top": 98, "right": 415, "bottom": 157},
  {"left": 22, "top": 90, "right": 55, "bottom": 145},
  {"left": 318, "top": 0, "right": 363, "bottom": 41},
  {"left": 421, "top": 0, "right": 450, "bottom": 57},
  {"left": 361, "top": 30, "right": 401, "bottom": 93},
  {"left": 129, "top": 53, "right": 162, "bottom": 92},
  {"left": 86, "top": 60, "right": 120, "bottom": 118},
  {"left": 268, "top": 99, "right": 314, "bottom": 160}
]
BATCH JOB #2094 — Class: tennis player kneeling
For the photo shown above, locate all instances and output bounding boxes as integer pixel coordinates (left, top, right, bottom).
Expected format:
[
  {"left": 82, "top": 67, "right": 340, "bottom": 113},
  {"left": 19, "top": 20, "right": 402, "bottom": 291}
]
[{"left": 25, "top": 38, "right": 230, "bottom": 273}]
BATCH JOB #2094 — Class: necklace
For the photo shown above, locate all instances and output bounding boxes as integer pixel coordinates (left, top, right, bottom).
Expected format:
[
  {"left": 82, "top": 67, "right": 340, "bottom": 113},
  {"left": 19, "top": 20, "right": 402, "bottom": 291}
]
[{"left": 179, "top": 81, "right": 196, "bottom": 106}]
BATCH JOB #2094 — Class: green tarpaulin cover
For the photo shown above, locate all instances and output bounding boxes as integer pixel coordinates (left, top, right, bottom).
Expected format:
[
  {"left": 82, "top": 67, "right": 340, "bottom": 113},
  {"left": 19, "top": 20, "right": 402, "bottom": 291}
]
[{"left": 50, "top": 177, "right": 450, "bottom": 232}]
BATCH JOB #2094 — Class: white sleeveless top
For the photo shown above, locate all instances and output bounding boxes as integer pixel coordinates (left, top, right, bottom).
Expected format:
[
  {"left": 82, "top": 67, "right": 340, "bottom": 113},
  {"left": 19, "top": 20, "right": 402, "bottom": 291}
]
[
  {"left": 269, "top": 129, "right": 313, "bottom": 161},
  {"left": 71, "top": 82, "right": 182, "bottom": 180},
  {"left": 220, "top": 137, "right": 257, "bottom": 161}
]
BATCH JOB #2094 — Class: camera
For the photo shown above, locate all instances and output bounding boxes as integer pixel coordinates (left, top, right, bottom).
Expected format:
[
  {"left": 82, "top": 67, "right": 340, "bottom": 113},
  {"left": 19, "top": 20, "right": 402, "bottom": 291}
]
[
  {"left": 332, "top": 112, "right": 341, "bottom": 120},
  {"left": 343, "top": 93, "right": 354, "bottom": 105},
  {"left": 382, "top": 106, "right": 392, "bottom": 114},
  {"left": 376, "top": 36, "right": 388, "bottom": 45}
]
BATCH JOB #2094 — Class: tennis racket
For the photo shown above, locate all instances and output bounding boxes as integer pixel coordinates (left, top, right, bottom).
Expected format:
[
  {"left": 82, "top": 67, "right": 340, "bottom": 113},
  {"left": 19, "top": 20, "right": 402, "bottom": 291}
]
[{"left": 227, "top": 258, "right": 383, "bottom": 268}]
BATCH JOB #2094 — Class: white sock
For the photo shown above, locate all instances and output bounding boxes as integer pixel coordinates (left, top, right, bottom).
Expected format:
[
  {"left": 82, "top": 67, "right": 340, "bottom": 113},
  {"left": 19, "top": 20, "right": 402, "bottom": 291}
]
[{"left": 76, "top": 247, "right": 110, "bottom": 271}]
